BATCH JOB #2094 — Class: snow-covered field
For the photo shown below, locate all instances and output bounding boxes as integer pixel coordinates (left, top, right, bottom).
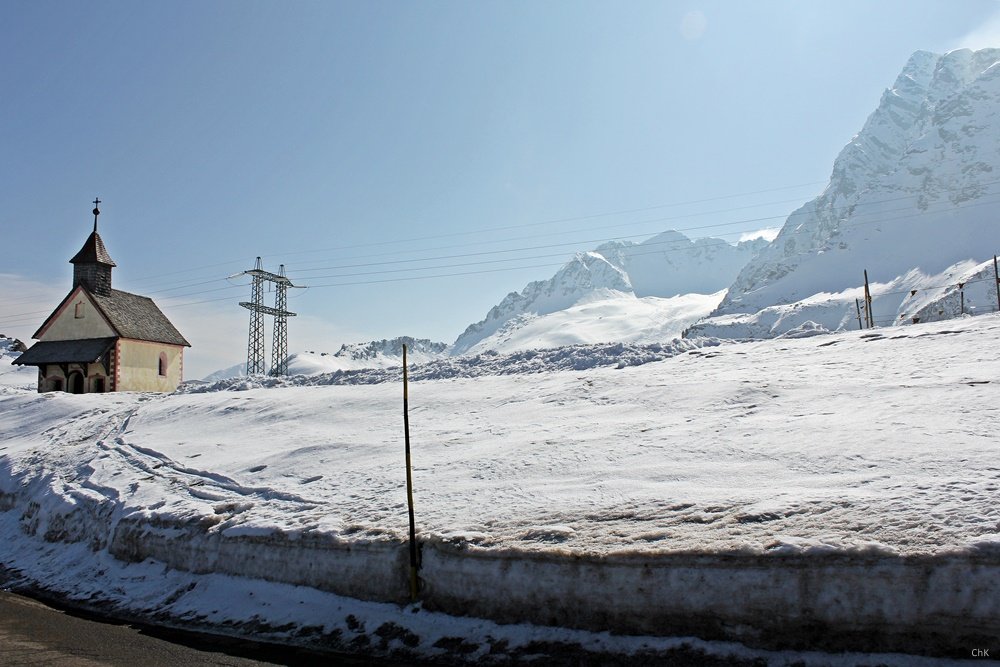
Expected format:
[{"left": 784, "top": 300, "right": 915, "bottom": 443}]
[{"left": 2, "top": 316, "right": 1000, "bottom": 663}]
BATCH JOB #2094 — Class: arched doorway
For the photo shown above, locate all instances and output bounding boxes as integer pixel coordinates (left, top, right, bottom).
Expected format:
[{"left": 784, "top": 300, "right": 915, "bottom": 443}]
[{"left": 68, "top": 371, "right": 85, "bottom": 394}]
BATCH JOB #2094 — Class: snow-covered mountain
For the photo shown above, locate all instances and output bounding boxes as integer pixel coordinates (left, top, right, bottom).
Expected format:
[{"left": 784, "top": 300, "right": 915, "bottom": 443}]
[
  {"left": 593, "top": 231, "right": 767, "bottom": 297},
  {"left": 1, "top": 335, "right": 26, "bottom": 357},
  {"left": 330, "top": 336, "right": 448, "bottom": 363},
  {"left": 298, "top": 336, "right": 448, "bottom": 373},
  {"left": 201, "top": 361, "right": 248, "bottom": 382},
  {"left": 452, "top": 231, "right": 765, "bottom": 354},
  {"left": 201, "top": 336, "right": 448, "bottom": 381},
  {"left": 455, "top": 290, "right": 725, "bottom": 356},
  {"left": 690, "top": 48, "right": 1000, "bottom": 338}
]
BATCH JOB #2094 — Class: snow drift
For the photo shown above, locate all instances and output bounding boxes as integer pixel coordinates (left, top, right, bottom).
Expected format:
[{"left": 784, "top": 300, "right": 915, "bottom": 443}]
[{"left": 3, "top": 313, "right": 1000, "bottom": 660}]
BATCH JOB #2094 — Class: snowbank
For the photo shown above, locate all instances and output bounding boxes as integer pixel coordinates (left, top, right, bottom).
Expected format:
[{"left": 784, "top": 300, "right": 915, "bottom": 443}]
[
  {"left": 182, "top": 336, "right": 721, "bottom": 392},
  {"left": 3, "top": 315, "right": 1000, "bottom": 660}
]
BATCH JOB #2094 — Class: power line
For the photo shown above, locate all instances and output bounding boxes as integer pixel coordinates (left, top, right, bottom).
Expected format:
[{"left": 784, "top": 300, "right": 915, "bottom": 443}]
[
  {"left": 266, "top": 181, "right": 1000, "bottom": 278},
  {"left": 124, "top": 180, "right": 826, "bottom": 286},
  {"left": 284, "top": 190, "right": 1000, "bottom": 281},
  {"left": 121, "top": 154, "right": 1000, "bottom": 286},
  {"left": 0, "top": 191, "right": 809, "bottom": 309},
  {"left": 42, "top": 170, "right": 1000, "bottom": 303},
  {"left": 2, "top": 191, "right": 998, "bottom": 326},
  {"left": 109, "top": 181, "right": 826, "bottom": 282},
  {"left": 284, "top": 197, "right": 1000, "bottom": 290},
  {"left": 279, "top": 193, "right": 814, "bottom": 273},
  {"left": 875, "top": 274, "right": 998, "bottom": 298},
  {"left": 3, "top": 175, "right": 1000, "bottom": 325},
  {"left": 9, "top": 154, "right": 1000, "bottom": 312}
]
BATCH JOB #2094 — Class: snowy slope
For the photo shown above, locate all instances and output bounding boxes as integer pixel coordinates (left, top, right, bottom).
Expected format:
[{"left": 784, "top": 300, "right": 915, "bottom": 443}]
[
  {"left": 454, "top": 231, "right": 764, "bottom": 354},
  {"left": 2, "top": 313, "right": 1000, "bottom": 661},
  {"left": 693, "top": 48, "right": 1000, "bottom": 338},
  {"left": 0, "top": 336, "right": 33, "bottom": 389},
  {"left": 2, "top": 321, "right": 998, "bottom": 552},
  {"left": 201, "top": 337, "right": 448, "bottom": 380},
  {"left": 4, "top": 313, "right": 1000, "bottom": 660},
  {"left": 39, "top": 315, "right": 995, "bottom": 556},
  {"left": 690, "top": 257, "right": 1000, "bottom": 339},
  {"left": 201, "top": 361, "right": 247, "bottom": 382},
  {"left": 25, "top": 312, "right": 992, "bottom": 560}
]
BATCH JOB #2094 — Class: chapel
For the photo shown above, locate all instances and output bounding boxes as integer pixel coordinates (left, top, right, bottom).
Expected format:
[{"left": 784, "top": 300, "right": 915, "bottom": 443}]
[{"left": 14, "top": 201, "right": 190, "bottom": 393}]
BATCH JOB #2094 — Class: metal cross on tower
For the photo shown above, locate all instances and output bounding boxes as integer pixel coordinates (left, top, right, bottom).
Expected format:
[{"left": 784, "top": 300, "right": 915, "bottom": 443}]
[{"left": 238, "top": 257, "right": 298, "bottom": 376}]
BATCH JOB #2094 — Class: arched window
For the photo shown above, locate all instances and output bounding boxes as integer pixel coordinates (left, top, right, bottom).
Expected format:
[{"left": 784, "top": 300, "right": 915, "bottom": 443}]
[{"left": 158, "top": 352, "right": 168, "bottom": 377}]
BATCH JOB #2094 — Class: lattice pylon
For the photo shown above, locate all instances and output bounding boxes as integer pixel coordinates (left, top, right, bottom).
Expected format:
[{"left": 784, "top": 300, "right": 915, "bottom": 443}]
[
  {"left": 241, "top": 257, "right": 267, "bottom": 376},
  {"left": 238, "top": 257, "right": 298, "bottom": 377},
  {"left": 270, "top": 264, "right": 289, "bottom": 376}
]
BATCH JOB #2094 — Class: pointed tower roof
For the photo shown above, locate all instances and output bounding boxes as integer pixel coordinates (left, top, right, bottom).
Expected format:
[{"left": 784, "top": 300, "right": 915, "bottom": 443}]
[
  {"left": 70, "top": 231, "right": 117, "bottom": 266},
  {"left": 69, "top": 198, "right": 116, "bottom": 266}
]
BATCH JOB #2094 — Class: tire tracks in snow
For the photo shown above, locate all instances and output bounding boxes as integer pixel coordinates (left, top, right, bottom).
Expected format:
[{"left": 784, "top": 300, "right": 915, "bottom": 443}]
[{"left": 95, "top": 401, "right": 321, "bottom": 510}]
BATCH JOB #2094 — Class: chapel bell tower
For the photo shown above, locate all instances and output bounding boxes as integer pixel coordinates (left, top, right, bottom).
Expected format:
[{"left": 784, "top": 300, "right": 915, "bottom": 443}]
[{"left": 69, "top": 198, "right": 116, "bottom": 296}]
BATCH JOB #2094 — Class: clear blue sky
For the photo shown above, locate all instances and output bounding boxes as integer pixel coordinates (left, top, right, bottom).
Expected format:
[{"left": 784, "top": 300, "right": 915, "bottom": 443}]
[{"left": 3, "top": 1, "right": 999, "bottom": 377}]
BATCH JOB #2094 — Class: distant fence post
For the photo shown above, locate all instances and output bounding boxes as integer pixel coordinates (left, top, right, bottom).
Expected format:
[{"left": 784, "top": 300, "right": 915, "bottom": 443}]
[
  {"left": 994, "top": 255, "right": 1000, "bottom": 313},
  {"left": 402, "top": 344, "right": 419, "bottom": 602},
  {"left": 863, "top": 270, "right": 873, "bottom": 328}
]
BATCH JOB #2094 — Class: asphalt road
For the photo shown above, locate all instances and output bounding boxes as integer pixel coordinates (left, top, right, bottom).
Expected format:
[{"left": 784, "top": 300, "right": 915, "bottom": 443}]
[{"left": 0, "top": 590, "right": 379, "bottom": 666}]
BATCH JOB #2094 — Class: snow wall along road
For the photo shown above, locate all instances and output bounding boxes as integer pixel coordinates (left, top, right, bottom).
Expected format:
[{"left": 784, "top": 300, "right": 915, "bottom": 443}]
[{"left": 5, "top": 469, "right": 998, "bottom": 657}]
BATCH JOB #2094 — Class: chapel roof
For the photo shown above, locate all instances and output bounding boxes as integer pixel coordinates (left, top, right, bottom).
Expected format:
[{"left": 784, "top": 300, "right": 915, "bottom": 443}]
[
  {"left": 13, "top": 337, "right": 116, "bottom": 366},
  {"left": 90, "top": 288, "right": 190, "bottom": 346}
]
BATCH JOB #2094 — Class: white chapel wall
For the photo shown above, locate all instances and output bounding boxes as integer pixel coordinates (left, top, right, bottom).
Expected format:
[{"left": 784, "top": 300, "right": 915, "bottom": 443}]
[
  {"left": 40, "top": 292, "right": 115, "bottom": 341},
  {"left": 118, "top": 339, "right": 184, "bottom": 391}
]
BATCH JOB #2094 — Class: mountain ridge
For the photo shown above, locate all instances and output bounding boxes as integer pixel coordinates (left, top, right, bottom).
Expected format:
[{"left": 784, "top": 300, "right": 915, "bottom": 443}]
[
  {"left": 452, "top": 230, "right": 766, "bottom": 354},
  {"left": 689, "top": 47, "right": 1000, "bottom": 338}
]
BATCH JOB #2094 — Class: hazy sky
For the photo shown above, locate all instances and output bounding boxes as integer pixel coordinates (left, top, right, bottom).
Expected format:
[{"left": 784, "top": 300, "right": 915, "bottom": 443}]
[{"left": 3, "top": 1, "right": 999, "bottom": 378}]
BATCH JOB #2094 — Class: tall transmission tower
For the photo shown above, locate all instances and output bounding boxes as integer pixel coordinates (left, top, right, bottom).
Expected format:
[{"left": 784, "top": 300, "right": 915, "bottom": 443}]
[
  {"left": 238, "top": 257, "right": 298, "bottom": 376},
  {"left": 271, "top": 264, "right": 291, "bottom": 376},
  {"left": 242, "top": 257, "right": 266, "bottom": 375}
]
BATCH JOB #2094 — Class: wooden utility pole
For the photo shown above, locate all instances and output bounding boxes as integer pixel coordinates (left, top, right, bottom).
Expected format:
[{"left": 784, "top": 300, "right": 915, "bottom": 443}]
[
  {"left": 994, "top": 255, "right": 1000, "bottom": 313},
  {"left": 863, "top": 270, "right": 873, "bottom": 328},
  {"left": 402, "top": 344, "right": 419, "bottom": 601}
]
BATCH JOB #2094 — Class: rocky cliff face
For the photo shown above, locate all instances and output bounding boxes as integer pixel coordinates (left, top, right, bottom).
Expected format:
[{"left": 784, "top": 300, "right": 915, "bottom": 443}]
[
  {"left": 696, "top": 48, "right": 1000, "bottom": 336},
  {"left": 332, "top": 336, "right": 448, "bottom": 362}
]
